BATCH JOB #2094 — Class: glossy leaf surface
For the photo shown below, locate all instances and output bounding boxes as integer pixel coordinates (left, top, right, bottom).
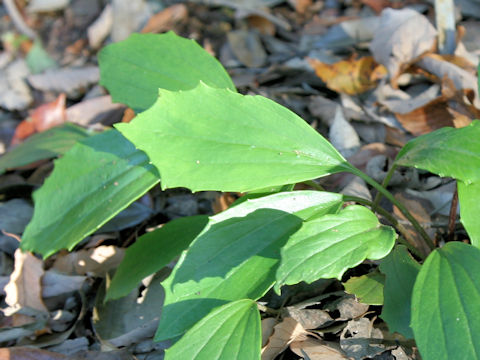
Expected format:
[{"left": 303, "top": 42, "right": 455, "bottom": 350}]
[
  {"left": 21, "top": 130, "right": 160, "bottom": 257},
  {"left": 99, "top": 32, "right": 235, "bottom": 111},
  {"left": 0, "top": 123, "right": 90, "bottom": 174},
  {"left": 275, "top": 205, "right": 396, "bottom": 292},
  {"left": 117, "top": 83, "right": 353, "bottom": 193},
  {"left": 155, "top": 191, "right": 344, "bottom": 341},
  {"left": 395, "top": 121, "right": 480, "bottom": 183},
  {"left": 164, "top": 300, "right": 261, "bottom": 360},
  {"left": 379, "top": 245, "right": 420, "bottom": 339},
  {"left": 411, "top": 242, "right": 480, "bottom": 360}
]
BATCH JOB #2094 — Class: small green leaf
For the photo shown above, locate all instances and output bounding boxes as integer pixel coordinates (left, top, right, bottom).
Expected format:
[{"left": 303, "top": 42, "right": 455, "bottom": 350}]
[
  {"left": 164, "top": 300, "right": 261, "bottom": 360},
  {"left": 117, "top": 83, "right": 352, "bottom": 193},
  {"left": 155, "top": 191, "right": 343, "bottom": 341},
  {"left": 26, "top": 41, "right": 57, "bottom": 74},
  {"left": 395, "top": 121, "right": 480, "bottom": 183},
  {"left": 343, "top": 271, "right": 385, "bottom": 305},
  {"left": 379, "top": 245, "right": 420, "bottom": 339},
  {"left": 275, "top": 205, "right": 396, "bottom": 292},
  {"left": 21, "top": 130, "right": 160, "bottom": 257},
  {"left": 106, "top": 215, "right": 209, "bottom": 301},
  {"left": 458, "top": 181, "right": 480, "bottom": 247},
  {"left": 0, "top": 123, "right": 90, "bottom": 174},
  {"left": 411, "top": 242, "right": 480, "bottom": 360},
  {"left": 99, "top": 32, "right": 235, "bottom": 112}
]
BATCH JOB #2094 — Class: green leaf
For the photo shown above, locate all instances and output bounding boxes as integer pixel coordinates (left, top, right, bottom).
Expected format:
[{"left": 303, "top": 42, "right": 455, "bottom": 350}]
[
  {"left": 155, "top": 191, "right": 343, "bottom": 341},
  {"left": 106, "top": 215, "right": 209, "bottom": 301},
  {"left": 0, "top": 123, "right": 90, "bottom": 174},
  {"left": 99, "top": 32, "right": 235, "bottom": 112},
  {"left": 343, "top": 270, "right": 385, "bottom": 306},
  {"left": 117, "top": 83, "right": 352, "bottom": 193},
  {"left": 395, "top": 121, "right": 480, "bottom": 183},
  {"left": 275, "top": 205, "right": 396, "bottom": 292},
  {"left": 164, "top": 300, "right": 261, "bottom": 360},
  {"left": 458, "top": 181, "right": 480, "bottom": 247},
  {"left": 411, "top": 242, "right": 480, "bottom": 360},
  {"left": 21, "top": 130, "right": 160, "bottom": 257},
  {"left": 379, "top": 245, "right": 420, "bottom": 339},
  {"left": 26, "top": 41, "right": 57, "bottom": 74}
]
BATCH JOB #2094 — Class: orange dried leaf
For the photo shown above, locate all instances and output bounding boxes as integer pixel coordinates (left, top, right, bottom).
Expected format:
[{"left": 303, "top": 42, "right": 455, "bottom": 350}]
[
  {"left": 141, "top": 4, "right": 188, "bottom": 34},
  {"left": 308, "top": 57, "right": 387, "bottom": 95}
]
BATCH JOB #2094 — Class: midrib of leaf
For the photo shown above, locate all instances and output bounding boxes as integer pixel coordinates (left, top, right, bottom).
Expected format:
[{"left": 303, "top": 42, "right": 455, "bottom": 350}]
[
  {"left": 36, "top": 151, "right": 154, "bottom": 230},
  {"left": 283, "top": 226, "right": 383, "bottom": 278}
]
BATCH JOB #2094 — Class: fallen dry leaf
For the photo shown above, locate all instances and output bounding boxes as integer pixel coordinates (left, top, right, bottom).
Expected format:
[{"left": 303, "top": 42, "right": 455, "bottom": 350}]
[
  {"left": 290, "top": 337, "right": 349, "bottom": 359},
  {"left": 5, "top": 249, "right": 48, "bottom": 326},
  {"left": 52, "top": 245, "right": 125, "bottom": 276},
  {"left": 395, "top": 97, "right": 458, "bottom": 136},
  {"left": 308, "top": 56, "right": 387, "bottom": 95},
  {"left": 66, "top": 95, "right": 125, "bottom": 126},
  {"left": 261, "top": 317, "right": 278, "bottom": 347},
  {"left": 0, "top": 347, "right": 67, "bottom": 360},
  {"left": 87, "top": 4, "right": 113, "bottom": 49},
  {"left": 247, "top": 15, "right": 276, "bottom": 36},
  {"left": 11, "top": 93, "right": 66, "bottom": 145},
  {"left": 370, "top": 8, "right": 436, "bottom": 86},
  {"left": 141, "top": 4, "right": 188, "bottom": 34},
  {"left": 28, "top": 66, "right": 100, "bottom": 97},
  {"left": 262, "top": 317, "right": 310, "bottom": 360},
  {"left": 287, "top": 0, "right": 312, "bottom": 14}
]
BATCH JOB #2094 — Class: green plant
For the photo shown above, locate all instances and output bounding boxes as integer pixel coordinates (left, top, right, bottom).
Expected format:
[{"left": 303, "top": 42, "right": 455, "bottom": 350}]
[{"left": 15, "top": 32, "right": 480, "bottom": 359}]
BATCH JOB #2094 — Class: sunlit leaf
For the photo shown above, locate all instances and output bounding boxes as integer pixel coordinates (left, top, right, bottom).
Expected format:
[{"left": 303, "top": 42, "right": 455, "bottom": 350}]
[
  {"left": 99, "top": 32, "right": 235, "bottom": 111},
  {"left": 117, "top": 83, "right": 353, "bottom": 193},
  {"left": 21, "top": 130, "right": 159, "bottom": 257},
  {"left": 275, "top": 205, "right": 396, "bottom": 292},
  {"left": 458, "top": 181, "right": 480, "bottom": 247},
  {"left": 164, "top": 300, "right": 261, "bottom": 360},
  {"left": 343, "top": 271, "right": 385, "bottom": 306}
]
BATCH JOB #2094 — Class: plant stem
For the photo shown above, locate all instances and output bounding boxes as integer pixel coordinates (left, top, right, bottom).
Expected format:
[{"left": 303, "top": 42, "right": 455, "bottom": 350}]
[
  {"left": 302, "top": 180, "right": 324, "bottom": 191},
  {"left": 343, "top": 195, "right": 426, "bottom": 259},
  {"left": 347, "top": 166, "right": 435, "bottom": 251},
  {"left": 372, "top": 162, "right": 397, "bottom": 210}
]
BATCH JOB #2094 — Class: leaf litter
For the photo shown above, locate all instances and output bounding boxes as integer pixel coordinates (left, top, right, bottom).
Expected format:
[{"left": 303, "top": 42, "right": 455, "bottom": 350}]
[{"left": 0, "top": 0, "right": 479, "bottom": 358}]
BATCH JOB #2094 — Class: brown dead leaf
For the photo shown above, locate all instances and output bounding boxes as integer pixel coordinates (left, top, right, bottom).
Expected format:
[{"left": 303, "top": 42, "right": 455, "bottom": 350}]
[
  {"left": 261, "top": 317, "right": 278, "bottom": 347},
  {"left": 262, "top": 317, "right": 311, "bottom": 360},
  {"left": 247, "top": 15, "right": 276, "bottom": 36},
  {"left": 308, "top": 56, "right": 387, "bottom": 95},
  {"left": 291, "top": 337, "right": 349, "bottom": 359},
  {"left": 0, "top": 347, "right": 67, "bottom": 359},
  {"left": 5, "top": 249, "right": 48, "bottom": 326},
  {"left": 10, "top": 93, "right": 66, "bottom": 145},
  {"left": 370, "top": 8, "right": 437, "bottom": 86},
  {"left": 88, "top": 4, "right": 113, "bottom": 49},
  {"left": 66, "top": 95, "right": 125, "bottom": 127},
  {"left": 141, "top": 4, "right": 188, "bottom": 34},
  {"left": 121, "top": 107, "right": 136, "bottom": 123},
  {"left": 288, "top": 0, "right": 312, "bottom": 14},
  {"left": 52, "top": 245, "right": 125, "bottom": 276},
  {"left": 395, "top": 97, "right": 457, "bottom": 136},
  {"left": 212, "top": 193, "right": 238, "bottom": 214}
]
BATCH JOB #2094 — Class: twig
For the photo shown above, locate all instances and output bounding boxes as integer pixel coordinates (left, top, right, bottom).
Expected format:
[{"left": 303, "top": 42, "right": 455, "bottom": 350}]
[{"left": 4, "top": 0, "right": 37, "bottom": 39}]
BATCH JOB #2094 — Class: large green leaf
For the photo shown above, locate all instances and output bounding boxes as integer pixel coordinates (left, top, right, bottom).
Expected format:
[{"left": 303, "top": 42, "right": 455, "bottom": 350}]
[
  {"left": 99, "top": 32, "right": 235, "bottom": 112},
  {"left": 155, "top": 191, "right": 344, "bottom": 341},
  {"left": 164, "top": 300, "right": 261, "bottom": 360},
  {"left": 21, "top": 130, "right": 160, "bottom": 257},
  {"left": 395, "top": 121, "right": 480, "bottom": 183},
  {"left": 411, "top": 242, "right": 480, "bottom": 360},
  {"left": 274, "top": 205, "right": 396, "bottom": 292},
  {"left": 379, "top": 245, "right": 420, "bottom": 339},
  {"left": 106, "top": 215, "right": 209, "bottom": 301},
  {"left": 343, "top": 270, "right": 385, "bottom": 306},
  {"left": 116, "top": 83, "right": 353, "bottom": 193},
  {"left": 458, "top": 181, "right": 480, "bottom": 247},
  {"left": 0, "top": 123, "right": 90, "bottom": 174}
]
